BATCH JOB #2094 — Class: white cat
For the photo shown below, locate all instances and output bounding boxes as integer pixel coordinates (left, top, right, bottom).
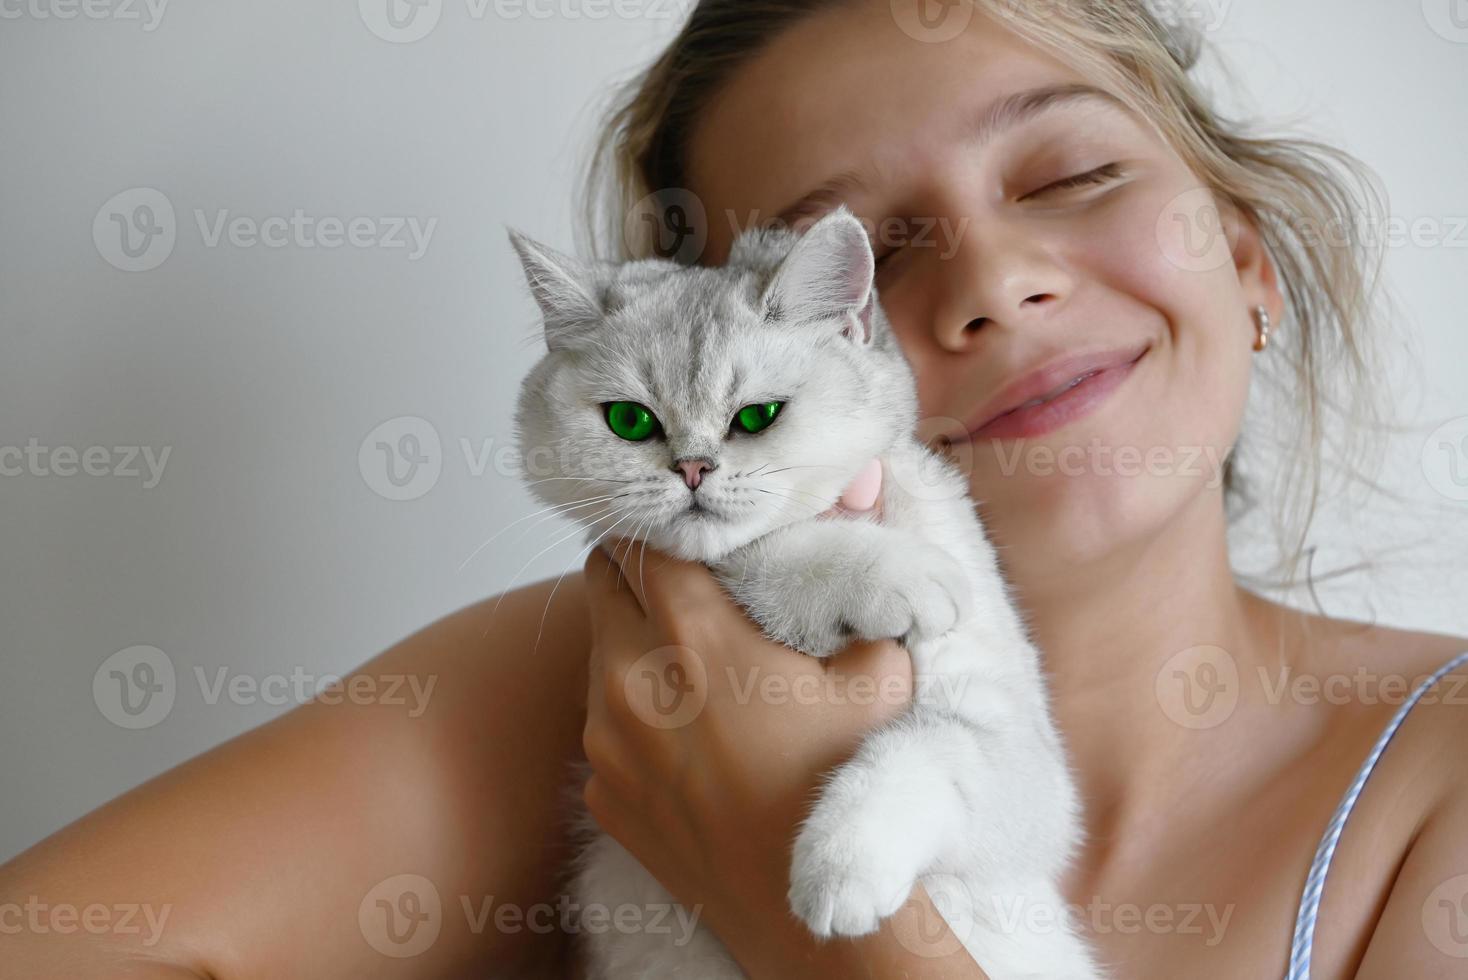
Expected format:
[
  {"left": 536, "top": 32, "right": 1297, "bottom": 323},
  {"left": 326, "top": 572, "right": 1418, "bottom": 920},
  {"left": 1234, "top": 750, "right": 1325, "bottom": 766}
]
[{"left": 508, "top": 207, "right": 1100, "bottom": 979}]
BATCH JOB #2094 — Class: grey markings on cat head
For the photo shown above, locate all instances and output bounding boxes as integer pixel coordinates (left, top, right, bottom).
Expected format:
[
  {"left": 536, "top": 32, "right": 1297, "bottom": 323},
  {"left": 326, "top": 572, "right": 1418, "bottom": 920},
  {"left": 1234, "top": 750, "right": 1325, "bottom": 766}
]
[{"left": 508, "top": 207, "right": 919, "bottom": 563}]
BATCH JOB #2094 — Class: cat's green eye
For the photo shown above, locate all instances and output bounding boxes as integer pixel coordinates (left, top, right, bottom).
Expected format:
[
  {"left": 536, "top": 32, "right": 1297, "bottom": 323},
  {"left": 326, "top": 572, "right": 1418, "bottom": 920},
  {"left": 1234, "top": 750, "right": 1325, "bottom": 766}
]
[
  {"left": 733, "top": 401, "right": 783, "bottom": 435},
  {"left": 604, "top": 401, "right": 660, "bottom": 442}
]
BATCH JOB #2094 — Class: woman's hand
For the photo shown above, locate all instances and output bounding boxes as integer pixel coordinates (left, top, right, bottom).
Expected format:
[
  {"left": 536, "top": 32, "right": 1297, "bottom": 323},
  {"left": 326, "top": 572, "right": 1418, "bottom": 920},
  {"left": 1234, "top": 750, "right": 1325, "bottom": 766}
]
[{"left": 580, "top": 532, "right": 913, "bottom": 969}]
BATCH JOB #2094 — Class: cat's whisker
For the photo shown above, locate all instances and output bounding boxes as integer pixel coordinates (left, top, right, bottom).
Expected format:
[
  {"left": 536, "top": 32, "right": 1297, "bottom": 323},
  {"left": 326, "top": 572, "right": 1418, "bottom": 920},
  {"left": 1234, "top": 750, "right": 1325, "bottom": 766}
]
[
  {"left": 753, "top": 485, "right": 834, "bottom": 511},
  {"left": 511, "top": 490, "right": 664, "bottom": 553},
  {"left": 757, "top": 463, "right": 847, "bottom": 476},
  {"left": 748, "top": 492, "right": 808, "bottom": 524},
  {"left": 632, "top": 513, "right": 661, "bottom": 603},
  {"left": 752, "top": 487, "right": 829, "bottom": 521},
  {"left": 529, "top": 508, "right": 636, "bottom": 656},
  {"left": 764, "top": 484, "right": 835, "bottom": 505},
  {"left": 523, "top": 476, "right": 639, "bottom": 486},
  {"left": 485, "top": 506, "right": 628, "bottom": 631},
  {"left": 457, "top": 494, "right": 627, "bottom": 572}
]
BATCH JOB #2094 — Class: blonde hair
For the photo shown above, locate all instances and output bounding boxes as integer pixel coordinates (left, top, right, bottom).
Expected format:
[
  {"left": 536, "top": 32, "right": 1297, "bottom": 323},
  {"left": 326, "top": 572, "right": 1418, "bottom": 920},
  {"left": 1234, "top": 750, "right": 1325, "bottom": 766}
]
[{"left": 578, "top": 0, "right": 1395, "bottom": 596}]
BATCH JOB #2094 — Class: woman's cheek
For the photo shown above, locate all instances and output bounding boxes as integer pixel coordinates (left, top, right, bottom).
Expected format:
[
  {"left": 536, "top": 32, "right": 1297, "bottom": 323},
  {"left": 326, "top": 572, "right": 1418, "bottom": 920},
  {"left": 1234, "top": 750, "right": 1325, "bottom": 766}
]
[{"left": 1088, "top": 182, "right": 1254, "bottom": 482}]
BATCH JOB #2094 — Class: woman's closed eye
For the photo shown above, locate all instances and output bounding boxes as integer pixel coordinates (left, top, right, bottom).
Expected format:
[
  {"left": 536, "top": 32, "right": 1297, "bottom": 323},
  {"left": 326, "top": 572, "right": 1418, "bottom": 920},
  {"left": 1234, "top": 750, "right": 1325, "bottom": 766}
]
[
  {"left": 1018, "top": 161, "right": 1127, "bottom": 202},
  {"left": 869, "top": 164, "right": 1128, "bottom": 269}
]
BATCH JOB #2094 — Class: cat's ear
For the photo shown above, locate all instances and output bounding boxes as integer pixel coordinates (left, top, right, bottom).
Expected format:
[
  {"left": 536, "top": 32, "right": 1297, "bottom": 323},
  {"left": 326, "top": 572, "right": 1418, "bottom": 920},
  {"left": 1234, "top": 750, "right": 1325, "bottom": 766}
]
[
  {"left": 762, "top": 206, "right": 876, "bottom": 345},
  {"left": 508, "top": 228, "right": 605, "bottom": 352}
]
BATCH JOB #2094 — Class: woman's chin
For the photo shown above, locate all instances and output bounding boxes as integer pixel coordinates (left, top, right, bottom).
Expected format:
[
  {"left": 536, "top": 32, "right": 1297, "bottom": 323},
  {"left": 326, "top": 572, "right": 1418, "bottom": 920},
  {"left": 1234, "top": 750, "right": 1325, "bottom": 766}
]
[{"left": 972, "top": 469, "right": 1207, "bottom": 570}]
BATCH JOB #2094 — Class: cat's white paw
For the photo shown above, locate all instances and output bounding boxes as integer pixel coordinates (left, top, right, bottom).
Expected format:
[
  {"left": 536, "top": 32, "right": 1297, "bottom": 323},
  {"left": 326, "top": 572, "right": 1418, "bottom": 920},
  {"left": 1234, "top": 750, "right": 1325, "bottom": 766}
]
[
  {"left": 719, "top": 523, "right": 973, "bottom": 658},
  {"left": 788, "top": 820, "right": 921, "bottom": 937},
  {"left": 833, "top": 539, "right": 969, "bottom": 649}
]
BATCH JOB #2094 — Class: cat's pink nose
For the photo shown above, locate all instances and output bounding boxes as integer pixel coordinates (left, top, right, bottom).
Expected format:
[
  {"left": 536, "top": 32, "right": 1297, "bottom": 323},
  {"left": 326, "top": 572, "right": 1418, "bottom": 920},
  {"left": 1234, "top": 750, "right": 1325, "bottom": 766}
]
[{"left": 674, "top": 458, "right": 715, "bottom": 490}]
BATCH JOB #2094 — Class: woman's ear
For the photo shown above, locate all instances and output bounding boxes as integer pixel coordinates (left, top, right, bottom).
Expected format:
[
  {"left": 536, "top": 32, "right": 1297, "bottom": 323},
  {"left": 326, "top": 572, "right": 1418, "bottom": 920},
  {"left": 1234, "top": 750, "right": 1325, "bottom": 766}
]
[{"left": 1223, "top": 202, "right": 1285, "bottom": 328}]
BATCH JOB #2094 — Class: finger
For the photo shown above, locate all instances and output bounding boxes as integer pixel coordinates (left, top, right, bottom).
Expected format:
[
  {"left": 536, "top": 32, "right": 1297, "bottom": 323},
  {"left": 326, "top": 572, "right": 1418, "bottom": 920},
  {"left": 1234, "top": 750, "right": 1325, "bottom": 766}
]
[
  {"left": 582, "top": 772, "right": 622, "bottom": 837},
  {"left": 602, "top": 535, "right": 731, "bottom": 625},
  {"left": 838, "top": 458, "right": 884, "bottom": 513},
  {"left": 598, "top": 535, "right": 654, "bottom": 614},
  {"left": 823, "top": 637, "right": 914, "bottom": 708},
  {"left": 817, "top": 457, "right": 884, "bottom": 519},
  {"left": 582, "top": 548, "right": 644, "bottom": 715},
  {"left": 584, "top": 544, "right": 648, "bottom": 626}
]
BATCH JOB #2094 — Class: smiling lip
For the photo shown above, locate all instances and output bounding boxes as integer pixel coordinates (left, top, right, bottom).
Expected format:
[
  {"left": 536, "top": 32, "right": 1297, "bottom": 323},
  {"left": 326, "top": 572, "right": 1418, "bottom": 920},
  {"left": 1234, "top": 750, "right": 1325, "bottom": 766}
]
[{"left": 965, "top": 342, "right": 1151, "bottom": 441}]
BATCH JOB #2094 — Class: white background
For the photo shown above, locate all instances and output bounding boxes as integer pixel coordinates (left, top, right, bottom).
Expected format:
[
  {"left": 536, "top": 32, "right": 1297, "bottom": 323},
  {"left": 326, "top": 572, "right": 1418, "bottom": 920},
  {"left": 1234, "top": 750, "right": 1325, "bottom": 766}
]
[{"left": 1, "top": 0, "right": 1465, "bottom": 863}]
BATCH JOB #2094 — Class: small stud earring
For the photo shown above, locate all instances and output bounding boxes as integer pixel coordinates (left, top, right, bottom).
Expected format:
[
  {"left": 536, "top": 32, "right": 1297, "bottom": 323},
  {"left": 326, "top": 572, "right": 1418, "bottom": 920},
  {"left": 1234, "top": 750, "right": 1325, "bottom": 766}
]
[{"left": 1252, "top": 305, "right": 1271, "bottom": 353}]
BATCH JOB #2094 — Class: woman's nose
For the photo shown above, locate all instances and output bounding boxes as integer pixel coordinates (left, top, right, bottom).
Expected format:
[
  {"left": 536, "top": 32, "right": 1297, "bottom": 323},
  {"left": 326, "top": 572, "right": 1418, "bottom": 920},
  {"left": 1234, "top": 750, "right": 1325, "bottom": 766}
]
[{"left": 928, "top": 219, "right": 1072, "bottom": 352}]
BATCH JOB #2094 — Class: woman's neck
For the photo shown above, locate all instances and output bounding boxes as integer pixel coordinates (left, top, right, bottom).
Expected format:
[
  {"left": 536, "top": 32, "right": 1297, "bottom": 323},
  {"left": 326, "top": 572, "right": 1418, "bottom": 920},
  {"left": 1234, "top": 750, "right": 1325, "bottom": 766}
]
[{"left": 1009, "top": 491, "right": 1296, "bottom": 837}]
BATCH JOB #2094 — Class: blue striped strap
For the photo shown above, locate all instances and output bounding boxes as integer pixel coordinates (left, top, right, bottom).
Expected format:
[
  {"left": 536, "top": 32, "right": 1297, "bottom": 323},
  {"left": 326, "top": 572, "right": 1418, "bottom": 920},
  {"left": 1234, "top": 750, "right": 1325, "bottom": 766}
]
[{"left": 1287, "top": 648, "right": 1468, "bottom": 979}]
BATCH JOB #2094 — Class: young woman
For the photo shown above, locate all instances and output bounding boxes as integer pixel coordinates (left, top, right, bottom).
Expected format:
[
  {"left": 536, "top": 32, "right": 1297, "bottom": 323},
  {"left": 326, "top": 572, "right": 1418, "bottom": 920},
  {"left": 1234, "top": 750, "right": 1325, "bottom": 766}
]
[{"left": 2, "top": 2, "right": 1463, "bottom": 978}]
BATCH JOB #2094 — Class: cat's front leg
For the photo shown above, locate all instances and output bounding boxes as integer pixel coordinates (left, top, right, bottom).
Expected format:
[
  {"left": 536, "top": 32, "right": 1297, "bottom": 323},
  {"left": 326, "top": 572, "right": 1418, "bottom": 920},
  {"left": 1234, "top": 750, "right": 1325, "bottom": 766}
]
[
  {"left": 787, "top": 703, "right": 1083, "bottom": 947},
  {"left": 714, "top": 519, "right": 974, "bottom": 659},
  {"left": 785, "top": 707, "right": 978, "bottom": 937}
]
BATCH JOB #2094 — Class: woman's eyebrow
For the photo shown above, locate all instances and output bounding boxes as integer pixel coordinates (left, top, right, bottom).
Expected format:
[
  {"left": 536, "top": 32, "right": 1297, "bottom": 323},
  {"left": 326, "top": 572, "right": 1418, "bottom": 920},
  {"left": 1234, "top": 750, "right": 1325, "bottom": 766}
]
[
  {"left": 771, "top": 167, "right": 874, "bottom": 227},
  {"left": 964, "top": 82, "right": 1125, "bottom": 149},
  {"left": 769, "top": 83, "right": 1124, "bottom": 228}
]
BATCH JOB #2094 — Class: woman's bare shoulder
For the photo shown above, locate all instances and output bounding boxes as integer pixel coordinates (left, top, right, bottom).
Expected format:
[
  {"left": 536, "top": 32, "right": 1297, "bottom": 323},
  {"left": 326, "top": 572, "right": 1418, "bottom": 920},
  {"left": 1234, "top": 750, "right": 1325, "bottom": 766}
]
[
  {"left": 1339, "top": 623, "right": 1468, "bottom": 974},
  {"left": 1369, "top": 623, "right": 1468, "bottom": 786},
  {"left": 0, "top": 572, "right": 594, "bottom": 979},
  {"left": 1307, "top": 614, "right": 1468, "bottom": 805}
]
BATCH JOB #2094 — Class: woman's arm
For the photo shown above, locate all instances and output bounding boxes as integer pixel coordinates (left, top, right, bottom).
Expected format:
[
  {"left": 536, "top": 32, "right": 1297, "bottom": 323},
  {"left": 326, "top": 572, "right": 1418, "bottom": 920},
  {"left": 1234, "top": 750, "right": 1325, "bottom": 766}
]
[
  {"left": 0, "top": 577, "right": 595, "bottom": 979},
  {"left": 1353, "top": 688, "right": 1468, "bottom": 980}
]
